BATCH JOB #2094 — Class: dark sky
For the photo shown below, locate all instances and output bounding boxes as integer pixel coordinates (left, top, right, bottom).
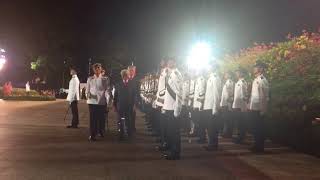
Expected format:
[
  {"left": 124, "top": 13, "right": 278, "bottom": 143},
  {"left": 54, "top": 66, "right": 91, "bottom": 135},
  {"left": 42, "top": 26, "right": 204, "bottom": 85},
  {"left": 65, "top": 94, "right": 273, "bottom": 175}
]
[{"left": 0, "top": 0, "right": 320, "bottom": 83}]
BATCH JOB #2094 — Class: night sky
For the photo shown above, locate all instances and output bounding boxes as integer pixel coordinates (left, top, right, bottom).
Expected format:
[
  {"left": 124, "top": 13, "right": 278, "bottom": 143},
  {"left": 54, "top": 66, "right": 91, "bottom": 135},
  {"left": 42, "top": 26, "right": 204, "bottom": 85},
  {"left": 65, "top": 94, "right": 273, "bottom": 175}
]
[{"left": 0, "top": 0, "right": 320, "bottom": 85}]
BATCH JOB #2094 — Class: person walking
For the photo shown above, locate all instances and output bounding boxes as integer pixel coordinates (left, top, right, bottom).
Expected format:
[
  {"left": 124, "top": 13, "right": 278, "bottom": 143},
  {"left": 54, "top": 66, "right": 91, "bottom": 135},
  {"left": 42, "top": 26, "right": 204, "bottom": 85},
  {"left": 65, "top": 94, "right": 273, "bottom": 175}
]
[
  {"left": 65, "top": 67, "right": 80, "bottom": 128},
  {"left": 113, "top": 69, "right": 132, "bottom": 140},
  {"left": 86, "top": 63, "right": 110, "bottom": 141}
]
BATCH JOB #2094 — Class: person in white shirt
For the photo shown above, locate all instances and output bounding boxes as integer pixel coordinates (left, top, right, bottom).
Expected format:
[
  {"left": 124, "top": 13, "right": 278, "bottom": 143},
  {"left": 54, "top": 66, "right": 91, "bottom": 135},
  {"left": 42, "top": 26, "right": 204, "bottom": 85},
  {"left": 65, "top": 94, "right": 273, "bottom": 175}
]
[
  {"left": 162, "top": 59, "right": 183, "bottom": 160},
  {"left": 202, "top": 68, "right": 222, "bottom": 151},
  {"left": 192, "top": 71, "right": 206, "bottom": 142},
  {"left": 181, "top": 72, "right": 190, "bottom": 133},
  {"left": 249, "top": 61, "right": 269, "bottom": 153},
  {"left": 232, "top": 68, "right": 248, "bottom": 144},
  {"left": 65, "top": 68, "right": 80, "bottom": 128},
  {"left": 155, "top": 60, "right": 169, "bottom": 151},
  {"left": 220, "top": 72, "right": 235, "bottom": 138},
  {"left": 86, "top": 63, "right": 110, "bottom": 141}
]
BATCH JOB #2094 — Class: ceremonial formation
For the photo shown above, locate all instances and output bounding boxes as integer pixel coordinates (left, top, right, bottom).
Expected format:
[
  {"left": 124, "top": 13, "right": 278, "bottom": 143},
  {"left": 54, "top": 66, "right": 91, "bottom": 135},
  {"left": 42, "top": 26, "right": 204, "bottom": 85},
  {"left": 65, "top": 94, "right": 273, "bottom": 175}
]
[{"left": 139, "top": 57, "right": 269, "bottom": 160}]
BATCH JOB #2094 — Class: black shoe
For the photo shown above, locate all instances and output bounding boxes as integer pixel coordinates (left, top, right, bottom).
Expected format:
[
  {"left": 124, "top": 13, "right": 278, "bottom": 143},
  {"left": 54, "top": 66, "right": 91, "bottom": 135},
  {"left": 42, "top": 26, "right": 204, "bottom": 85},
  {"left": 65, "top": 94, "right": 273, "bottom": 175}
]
[
  {"left": 188, "top": 132, "right": 197, "bottom": 137},
  {"left": 155, "top": 145, "right": 168, "bottom": 152},
  {"left": 197, "top": 139, "right": 207, "bottom": 144},
  {"left": 66, "top": 125, "right": 78, "bottom": 129},
  {"left": 203, "top": 145, "right": 218, "bottom": 151},
  {"left": 155, "top": 138, "right": 161, "bottom": 143},
  {"left": 88, "top": 136, "right": 96, "bottom": 141},
  {"left": 233, "top": 138, "right": 243, "bottom": 144},
  {"left": 249, "top": 147, "right": 264, "bottom": 154},
  {"left": 162, "top": 153, "right": 180, "bottom": 160}
]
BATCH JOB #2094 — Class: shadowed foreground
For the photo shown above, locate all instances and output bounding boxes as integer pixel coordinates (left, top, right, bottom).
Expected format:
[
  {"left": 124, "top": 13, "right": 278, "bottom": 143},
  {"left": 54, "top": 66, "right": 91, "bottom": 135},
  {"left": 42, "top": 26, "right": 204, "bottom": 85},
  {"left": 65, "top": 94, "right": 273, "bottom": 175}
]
[{"left": 0, "top": 100, "right": 319, "bottom": 180}]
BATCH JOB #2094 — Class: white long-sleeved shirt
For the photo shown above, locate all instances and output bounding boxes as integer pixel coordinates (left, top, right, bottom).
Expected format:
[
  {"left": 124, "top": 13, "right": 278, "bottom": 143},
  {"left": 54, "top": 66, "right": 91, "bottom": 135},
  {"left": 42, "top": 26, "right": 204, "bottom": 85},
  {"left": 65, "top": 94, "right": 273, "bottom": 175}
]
[
  {"left": 66, "top": 75, "right": 80, "bottom": 103},
  {"left": 220, "top": 79, "right": 234, "bottom": 109},
  {"left": 249, "top": 74, "right": 269, "bottom": 113},
  {"left": 182, "top": 79, "right": 190, "bottom": 106},
  {"left": 193, "top": 75, "right": 206, "bottom": 110},
  {"left": 162, "top": 68, "right": 183, "bottom": 117},
  {"left": 203, "top": 73, "right": 222, "bottom": 115},
  {"left": 155, "top": 68, "right": 168, "bottom": 107},
  {"left": 232, "top": 78, "right": 248, "bottom": 111},
  {"left": 86, "top": 74, "right": 110, "bottom": 105}
]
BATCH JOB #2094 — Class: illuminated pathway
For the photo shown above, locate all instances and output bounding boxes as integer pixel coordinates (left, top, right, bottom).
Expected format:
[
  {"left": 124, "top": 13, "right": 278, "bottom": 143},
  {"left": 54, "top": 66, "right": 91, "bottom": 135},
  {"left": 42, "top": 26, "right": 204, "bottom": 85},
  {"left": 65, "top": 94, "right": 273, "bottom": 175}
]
[{"left": 0, "top": 100, "right": 319, "bottom": 180}]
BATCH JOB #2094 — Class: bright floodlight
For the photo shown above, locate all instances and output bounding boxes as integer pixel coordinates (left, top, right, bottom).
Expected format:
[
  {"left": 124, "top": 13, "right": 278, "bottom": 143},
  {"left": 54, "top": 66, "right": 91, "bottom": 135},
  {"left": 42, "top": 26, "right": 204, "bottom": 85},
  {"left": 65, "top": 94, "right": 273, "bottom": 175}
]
[
  {"left": 0, "top": 57, "right": 6, "bottom": 70},
  {"left": 0, "top": 49, "right": 5, "bottom": 53},
  {"left": 187, "top": 42, "right": 212, "bottom": 70}
]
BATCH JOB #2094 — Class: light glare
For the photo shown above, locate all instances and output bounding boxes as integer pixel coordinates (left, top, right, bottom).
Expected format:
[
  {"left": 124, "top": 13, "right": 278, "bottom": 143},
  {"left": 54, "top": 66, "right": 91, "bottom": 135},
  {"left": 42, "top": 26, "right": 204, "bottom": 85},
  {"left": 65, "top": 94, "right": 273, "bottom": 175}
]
[
  {"left": 0, "top": 58, "right": 6, "bottom": 70},
  {"left": 187, "top": 42, "right": 212, "bottom": 70}
]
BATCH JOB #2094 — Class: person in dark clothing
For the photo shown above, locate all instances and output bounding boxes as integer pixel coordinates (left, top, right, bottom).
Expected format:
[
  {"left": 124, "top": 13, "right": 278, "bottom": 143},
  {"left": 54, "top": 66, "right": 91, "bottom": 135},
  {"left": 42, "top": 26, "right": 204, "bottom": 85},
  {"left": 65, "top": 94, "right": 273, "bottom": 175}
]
[
  {"left": 127, "top": 65, "right": 139, "bottom": 133},
  {"left": 113, "top": 69, "right": 132, "bottom": 140}
]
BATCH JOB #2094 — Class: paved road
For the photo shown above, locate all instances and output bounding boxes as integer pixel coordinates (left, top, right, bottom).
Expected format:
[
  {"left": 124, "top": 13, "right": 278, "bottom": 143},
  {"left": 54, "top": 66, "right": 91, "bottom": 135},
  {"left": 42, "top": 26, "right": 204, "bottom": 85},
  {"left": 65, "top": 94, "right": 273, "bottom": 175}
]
[{"left": 0, "top": 100, "right": 319, "bottom": 180}]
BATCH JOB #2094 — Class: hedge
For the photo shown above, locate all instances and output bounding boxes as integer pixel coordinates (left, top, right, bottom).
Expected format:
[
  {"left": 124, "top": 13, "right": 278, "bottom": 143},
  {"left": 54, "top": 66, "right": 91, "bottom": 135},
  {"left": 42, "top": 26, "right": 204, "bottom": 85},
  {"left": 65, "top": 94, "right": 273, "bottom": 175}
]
[
  {"left": 220, "top": 30, "right": 320, "bottom": 156},
  {"left": 0, "top": 87, "right": 55, "bottom": 101}
]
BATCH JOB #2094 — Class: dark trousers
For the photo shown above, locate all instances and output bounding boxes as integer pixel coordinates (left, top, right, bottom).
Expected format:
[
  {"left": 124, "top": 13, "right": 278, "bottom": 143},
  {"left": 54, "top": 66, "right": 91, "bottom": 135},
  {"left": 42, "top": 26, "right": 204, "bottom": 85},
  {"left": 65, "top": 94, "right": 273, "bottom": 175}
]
[
  {"left": 234, "top": 109, "right": 247, "bottom": 142},
  {"left": 159, "top": 109, "right": 167, "bottom": 146},
  {"left": 165, "top": 110, "right": 181, "bottom": 156},
  {"left": 180, "top": 106, "right": 190, "bottom": 132},
  {"left": 88, "top": 104, "right": 105, "bottom": 137},
  {"left": 71, "top": 101, "right": 79, "bottom": 126},
  {"left": 118, "top": 109, "right": 131, "bottom": 138},
  {"left": 129, "top": 105, "right": 136, "bottom": 132},
  {"left": 204, "top": 110, "right": 221, "bottom": 147},
  {"left": 192, "top": 109, "right": 202, "bottom": 137},
  {"left": 251, "top": 111, "right": 265, "bottom": 151},
  {"left": 221, "top": 107, "right": 233, "bottom": 137},
  {"left": 97, "top": 105, "right": 108, "bottom": 134},
  {"left": 198, "top": 110, "right": 207, "bottom": 141}
]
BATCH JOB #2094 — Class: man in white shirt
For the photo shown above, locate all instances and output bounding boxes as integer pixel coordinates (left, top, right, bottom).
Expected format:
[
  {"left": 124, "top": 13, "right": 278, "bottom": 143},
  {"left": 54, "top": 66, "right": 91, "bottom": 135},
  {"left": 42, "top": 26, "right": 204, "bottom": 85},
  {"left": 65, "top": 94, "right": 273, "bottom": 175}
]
[
  {"left": 249, "top": 61, "right": 269, "bottom": 153},
  {"left": 220, "top": 72, "right": 234, "bottom": 138},
  {"left": 86, "top": 63, "right": 110, "bottom": 141},
  {"left": 192, "top": 71, "right": 206, "bottom": 143},
  {"left": 232, "top": 68, "right": 248, "bottom": 144},
  {"left": 162, "top": 59, "right": 183, "bottom": 160},
  {"left": 155, "top": 61, "right": 169, "bottom": 151},
  {"left": 202, "top": 68, "right": 222, "bottom": 151},
  {"left": 65, "top": 68, "right": 80, "bottom": 128}
]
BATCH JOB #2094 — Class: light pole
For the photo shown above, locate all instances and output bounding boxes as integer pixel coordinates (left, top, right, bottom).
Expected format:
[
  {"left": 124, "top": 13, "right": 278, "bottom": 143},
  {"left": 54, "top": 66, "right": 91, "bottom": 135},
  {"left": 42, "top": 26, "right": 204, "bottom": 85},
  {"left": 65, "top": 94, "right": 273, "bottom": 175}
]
[
  {"left": 88, "top": 58, "right": 92, "bottom": 77},
  {"left": 0, "top": 48, "right": 6, "bottom": 71}
]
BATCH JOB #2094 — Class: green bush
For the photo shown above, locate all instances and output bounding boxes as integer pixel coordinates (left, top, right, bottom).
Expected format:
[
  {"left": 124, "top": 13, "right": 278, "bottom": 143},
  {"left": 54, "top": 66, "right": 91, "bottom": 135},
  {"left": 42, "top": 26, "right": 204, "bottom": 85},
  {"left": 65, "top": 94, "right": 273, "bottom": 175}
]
[
  {"left": 2, "top": 95, "right": 56, "bottom": 101},
  {"left": 0, "top": 87, "right": 39, "bottom": 97},
  {"left": 0, "top": 87, "right": 55, "bottom": 101}
]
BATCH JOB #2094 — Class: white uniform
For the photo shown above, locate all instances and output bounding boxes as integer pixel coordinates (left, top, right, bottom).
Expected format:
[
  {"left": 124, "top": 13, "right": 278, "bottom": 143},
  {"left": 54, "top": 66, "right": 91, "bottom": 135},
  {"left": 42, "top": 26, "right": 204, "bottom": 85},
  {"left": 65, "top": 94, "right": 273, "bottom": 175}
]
[
  {"left": 66, "top": 75, "right": 80, "bottom": 103},
  {"left": 182, "top": 79, "right": 190, "bottom": 106},
  {"left": 188, "top": 79, "right": 196, "bottom": 107},
  {"left": 203, "top": 72, "right": 222, "bottom": 115},
  {"left": 232, "top": 78, "right": 248, "bottom": 111},
  {"left": 86, "top": 74, "right": 110, "bottom": 105},
  {"left": 220, "top": 79, "right": 234, "bottom": 109},
  {"left": 193, "top": 75, "right": 206, "bottom": 110},
  {"left": 155, "top": 68, "right": 168, "bottom": 107},
  {"left": 249, "top": 74, "right": 269, "bottom": 114},
  {"left": 162, "top": 68, "right": 183, "bottom": 117}
]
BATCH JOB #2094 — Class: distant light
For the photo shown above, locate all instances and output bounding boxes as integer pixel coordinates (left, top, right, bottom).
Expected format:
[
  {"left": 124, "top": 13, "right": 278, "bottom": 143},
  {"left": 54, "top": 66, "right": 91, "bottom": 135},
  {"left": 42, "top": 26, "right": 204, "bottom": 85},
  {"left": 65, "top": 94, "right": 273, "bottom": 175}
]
[
  {"left": 0, "top": 58, "right": 6, "bottom": 70},
  {"left": 0, "top": 49, "right": 5, "bottom": 53},
  {"left": 187, "top": 42, "right": 212, "bottom": 70}
]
